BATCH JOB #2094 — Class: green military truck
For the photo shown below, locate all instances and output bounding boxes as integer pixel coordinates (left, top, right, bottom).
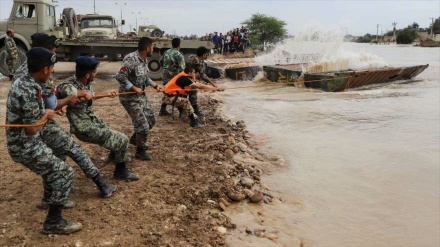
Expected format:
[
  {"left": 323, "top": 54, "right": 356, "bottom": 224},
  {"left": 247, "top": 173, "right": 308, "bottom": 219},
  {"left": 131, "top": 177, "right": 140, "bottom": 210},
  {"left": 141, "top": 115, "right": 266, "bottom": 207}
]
[{"left": 0, "top": 0, "right": 214, "bottom": 79}]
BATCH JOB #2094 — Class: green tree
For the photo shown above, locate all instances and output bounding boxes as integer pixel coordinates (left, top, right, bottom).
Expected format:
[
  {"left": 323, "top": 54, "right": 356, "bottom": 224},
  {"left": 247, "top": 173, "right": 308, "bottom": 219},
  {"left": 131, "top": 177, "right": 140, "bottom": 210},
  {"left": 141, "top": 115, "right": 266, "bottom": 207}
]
[
  {"left": 242, "top": 13, "right": 287, "bottom": 46},
  {"left": 396, "top": 26, "right": 418, "bottom": 44},
  {"left": 356, "top": 33, "right": 373, "bottom": 43},
  {"left": 432, "top": 18, "right": 440, "bottom": 34}
]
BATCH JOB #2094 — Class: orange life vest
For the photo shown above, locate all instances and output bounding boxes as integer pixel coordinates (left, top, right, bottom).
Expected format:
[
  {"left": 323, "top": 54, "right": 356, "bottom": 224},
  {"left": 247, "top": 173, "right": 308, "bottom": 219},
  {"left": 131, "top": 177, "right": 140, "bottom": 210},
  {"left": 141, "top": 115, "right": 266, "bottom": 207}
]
[{"left": 164, "top": 71, "right": 195, "bottom": 96}]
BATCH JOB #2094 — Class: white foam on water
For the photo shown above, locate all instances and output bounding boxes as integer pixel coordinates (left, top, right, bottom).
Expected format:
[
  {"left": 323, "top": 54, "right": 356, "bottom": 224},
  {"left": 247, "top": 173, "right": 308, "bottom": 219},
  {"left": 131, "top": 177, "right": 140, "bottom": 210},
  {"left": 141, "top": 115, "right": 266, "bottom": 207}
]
[{"left": 253, "top": 24, "right": 388, "bottom": 73}]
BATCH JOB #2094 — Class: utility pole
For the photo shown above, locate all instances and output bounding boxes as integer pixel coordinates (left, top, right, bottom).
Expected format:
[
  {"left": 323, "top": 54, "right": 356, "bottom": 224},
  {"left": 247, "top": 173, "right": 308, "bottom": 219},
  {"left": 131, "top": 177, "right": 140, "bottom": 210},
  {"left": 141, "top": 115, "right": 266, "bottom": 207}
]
[
  {"left": 115, "top": 2, "right": 127, "bottom": 33},
  {"left": 392, "top": 22, "right": 397, "bottom": 41},
  {"left": 376, "top": 24, "right": 379, "bottom": 41},
  {"left": 429, "top": 18, "right": 435, "bottom": 40},
  {"left": 94, "top": 0, "right": 96, "bottom": 14}
]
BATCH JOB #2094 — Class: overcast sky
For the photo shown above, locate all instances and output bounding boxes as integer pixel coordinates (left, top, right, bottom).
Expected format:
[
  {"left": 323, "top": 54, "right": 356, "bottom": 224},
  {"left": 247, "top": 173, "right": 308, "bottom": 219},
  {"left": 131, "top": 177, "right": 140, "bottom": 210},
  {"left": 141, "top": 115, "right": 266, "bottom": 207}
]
[{"left": 0, "top": 0, "right": 438, "bottom": 36}]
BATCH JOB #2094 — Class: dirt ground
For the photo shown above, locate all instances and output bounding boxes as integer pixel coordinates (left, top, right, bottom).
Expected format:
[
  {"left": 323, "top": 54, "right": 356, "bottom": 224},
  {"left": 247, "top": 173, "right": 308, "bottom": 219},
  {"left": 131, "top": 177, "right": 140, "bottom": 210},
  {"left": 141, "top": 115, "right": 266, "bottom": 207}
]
[{"left": 0, "top": 62, "right": 283, "bottom": 247}]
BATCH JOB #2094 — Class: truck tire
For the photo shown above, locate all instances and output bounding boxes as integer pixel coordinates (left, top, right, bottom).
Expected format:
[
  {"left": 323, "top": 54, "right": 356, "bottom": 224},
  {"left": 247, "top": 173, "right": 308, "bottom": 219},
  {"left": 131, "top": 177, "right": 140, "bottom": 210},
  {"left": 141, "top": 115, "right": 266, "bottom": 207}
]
[
  {"left": 62, "top": 8, "right": 78, "bottom": 38},
  {"left": 0, "top": 46, "right": 27, "bottom": 77},
  {"left": 151, "top": 29, "right": 163, "bottom": 38},
  {"left": 147, "top": 53, "right": 162, "bottom": 80}
]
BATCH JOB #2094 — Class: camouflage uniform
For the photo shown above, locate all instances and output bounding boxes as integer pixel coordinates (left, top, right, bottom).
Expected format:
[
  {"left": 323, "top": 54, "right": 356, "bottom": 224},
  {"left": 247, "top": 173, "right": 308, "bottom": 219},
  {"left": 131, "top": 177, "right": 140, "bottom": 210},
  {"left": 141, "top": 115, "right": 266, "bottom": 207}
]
[
  {"left": 115, "top": 51, "right": 155, "bottom": 151},
  {"left": 185, "top": 54, "right": 211, "bottom": 109},
  {"left": 57, "top": 75, "right": 129, "bottom": 163},
  {"left": 161, "top": 48, "right": 185, "bottom": 84},
  {"left": 6, "top": 74, "right": 73, "bottom": 206},
  {"left": 5, "top": 36, "right": 21, "bottom": 75},
  {"left": 161, "top": 95, "right": 195, "bottom": 118},
  {"left": 14, "top": 64, "right": 99, "bottom": 180}
]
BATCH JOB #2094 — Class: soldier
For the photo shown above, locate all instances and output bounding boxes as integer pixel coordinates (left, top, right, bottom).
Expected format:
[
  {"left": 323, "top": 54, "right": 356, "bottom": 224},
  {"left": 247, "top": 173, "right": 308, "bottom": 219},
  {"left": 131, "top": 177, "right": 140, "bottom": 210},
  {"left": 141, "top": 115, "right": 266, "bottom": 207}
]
[
  {"left": 116, "top": 37, "right": 163, "bottom": 161},
  {"left": 13, "top": 34, "right": 116, "bottom": 207},
  {"left": 185, "top": 46, "right": 218, "bottom": 116},
  {"left": 57, "top": 56, "right": 139, "bottom": 181},
  {"left": 159, "top": 38, "right": 185, "bottom": 115},
  {"left": 6, "top": 47, "right": 82, "bottom": 234},
  {"left": 5, "top": 29, "right": 21, "bottom": 80},
  {"left": 162, "top": 66, "right": 222, "bottom": 127}
]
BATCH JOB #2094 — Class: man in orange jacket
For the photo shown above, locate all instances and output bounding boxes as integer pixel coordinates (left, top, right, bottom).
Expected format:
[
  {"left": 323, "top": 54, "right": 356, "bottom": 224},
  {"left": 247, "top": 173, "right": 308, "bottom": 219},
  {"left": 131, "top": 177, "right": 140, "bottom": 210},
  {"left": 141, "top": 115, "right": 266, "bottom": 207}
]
[{"left": 162, "top": 66, "right": 222, "bottom": 127}]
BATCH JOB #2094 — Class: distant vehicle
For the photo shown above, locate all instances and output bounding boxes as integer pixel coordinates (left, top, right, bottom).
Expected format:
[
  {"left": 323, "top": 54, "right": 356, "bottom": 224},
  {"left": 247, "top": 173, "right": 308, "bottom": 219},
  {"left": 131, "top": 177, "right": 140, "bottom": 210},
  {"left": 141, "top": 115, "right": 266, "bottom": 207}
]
[
  {"left": 138, "top": 25, "right": 164, "bottom": 38},
  {"left": 78, "top": 14, "right": 118, "bottom": 39},
  {"left": 0, "top": 0, "right": 214, "bottom": 79}
]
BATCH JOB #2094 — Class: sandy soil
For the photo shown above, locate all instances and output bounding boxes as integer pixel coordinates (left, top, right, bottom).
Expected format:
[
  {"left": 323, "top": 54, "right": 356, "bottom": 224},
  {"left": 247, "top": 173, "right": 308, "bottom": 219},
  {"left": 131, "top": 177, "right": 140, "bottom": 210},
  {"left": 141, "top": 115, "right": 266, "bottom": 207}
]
[{"left": 0, "top": 62, "right": 287, "bottom": 247}]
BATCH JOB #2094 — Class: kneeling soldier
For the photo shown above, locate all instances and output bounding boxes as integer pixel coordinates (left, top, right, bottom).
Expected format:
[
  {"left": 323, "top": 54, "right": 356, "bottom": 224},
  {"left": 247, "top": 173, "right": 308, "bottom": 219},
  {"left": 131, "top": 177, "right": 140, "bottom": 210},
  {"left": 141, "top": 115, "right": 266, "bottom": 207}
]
[
  {"left": 6, "top": 48, "right": 82, "bottom": 234},
  {"left": 162, "top": 66, "right": 222, "bottom": 127}
]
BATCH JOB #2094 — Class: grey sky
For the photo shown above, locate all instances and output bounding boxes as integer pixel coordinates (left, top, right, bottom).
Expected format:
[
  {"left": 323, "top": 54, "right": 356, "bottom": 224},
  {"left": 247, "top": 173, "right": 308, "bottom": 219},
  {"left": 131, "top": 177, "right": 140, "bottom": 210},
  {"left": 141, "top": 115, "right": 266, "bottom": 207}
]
[{"left": 0, "top": 0, "right": 438, "bottom": 36}]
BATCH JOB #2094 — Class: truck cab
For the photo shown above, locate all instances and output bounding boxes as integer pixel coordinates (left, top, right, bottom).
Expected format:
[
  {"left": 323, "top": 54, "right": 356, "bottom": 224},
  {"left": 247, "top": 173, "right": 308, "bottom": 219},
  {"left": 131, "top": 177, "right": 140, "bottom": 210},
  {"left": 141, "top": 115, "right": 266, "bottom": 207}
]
[{"left": 78, "top": 15, "right": 117, "bottom": 39}]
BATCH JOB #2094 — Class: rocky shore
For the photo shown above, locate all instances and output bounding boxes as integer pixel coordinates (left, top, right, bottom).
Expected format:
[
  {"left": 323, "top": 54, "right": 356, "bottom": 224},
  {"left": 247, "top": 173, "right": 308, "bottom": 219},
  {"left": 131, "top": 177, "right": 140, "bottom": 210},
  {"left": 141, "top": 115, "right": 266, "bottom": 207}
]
[{"left": 0, "top": 62, "right": 289, "bottom": 246}]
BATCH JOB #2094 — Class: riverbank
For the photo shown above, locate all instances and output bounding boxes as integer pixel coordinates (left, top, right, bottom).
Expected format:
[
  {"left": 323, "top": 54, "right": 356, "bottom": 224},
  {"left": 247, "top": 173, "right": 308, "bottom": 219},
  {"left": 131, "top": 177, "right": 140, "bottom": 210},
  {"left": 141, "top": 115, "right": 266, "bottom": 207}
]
[{"left": 0, "top": 62, "right": 292, "bottom": 246}]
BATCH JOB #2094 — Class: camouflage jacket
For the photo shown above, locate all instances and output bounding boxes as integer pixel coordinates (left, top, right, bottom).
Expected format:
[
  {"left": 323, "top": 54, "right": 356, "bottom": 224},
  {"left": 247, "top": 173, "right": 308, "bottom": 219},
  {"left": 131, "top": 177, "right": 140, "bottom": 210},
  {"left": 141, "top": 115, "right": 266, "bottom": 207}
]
[
  {"left": 115, "top": 50, "right": 152, "bottom": 97},
  {"left": 160, "top": 48, "right": 185, "bottom": 82},
  {"left": 6, "top": 74, "right": 45, "bottom": 151},
  {"left": 57, "top": 75, "right": 107, "bottom": 134},
  {"left": 5, "top": 36, "right": 18, "bottom": 59},
  {"left": 185, "top": 54, "right": 210, "bottom": 83},
  {"left": 14, "top": 62, "right": 55, "bottom": 98}
]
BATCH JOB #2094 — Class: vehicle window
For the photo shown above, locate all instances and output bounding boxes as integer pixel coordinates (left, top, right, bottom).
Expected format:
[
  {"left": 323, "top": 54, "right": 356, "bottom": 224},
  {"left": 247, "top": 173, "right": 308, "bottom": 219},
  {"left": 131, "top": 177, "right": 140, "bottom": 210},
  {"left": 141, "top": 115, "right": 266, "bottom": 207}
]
[
  {"left": 46, "top": 5, "right": 55, "bottom": 17},
  {"left": 15, "top": 4, "right": 36, "bottom": 18},
  {"left": 81, "top": 18, "right": 113, "bottom": 28}
]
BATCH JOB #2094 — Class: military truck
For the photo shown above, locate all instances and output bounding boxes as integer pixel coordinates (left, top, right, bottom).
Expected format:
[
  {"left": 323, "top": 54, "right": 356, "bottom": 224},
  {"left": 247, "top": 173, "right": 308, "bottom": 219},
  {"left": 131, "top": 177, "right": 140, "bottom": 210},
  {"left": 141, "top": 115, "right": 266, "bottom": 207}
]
[
  {"left": 77, "top": 14, "right": 118, "bottom": 39},
  {"left": 138, "top": 25, "right": 164, "bottom": 38},
  {"left": 0, "top": 0, "right": 214, "bottom": 79}
]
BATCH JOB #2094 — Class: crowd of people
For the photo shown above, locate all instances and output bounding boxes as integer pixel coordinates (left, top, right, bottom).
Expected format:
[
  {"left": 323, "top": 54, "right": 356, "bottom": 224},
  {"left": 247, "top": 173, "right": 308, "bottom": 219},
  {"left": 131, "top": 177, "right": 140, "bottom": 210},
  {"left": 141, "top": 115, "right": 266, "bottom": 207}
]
[
  {"left": 4, "top": 31, "right": 221, "bottom": 235},
  {"left": 203, "top": 26, "right": 251, "bottom": 54}
]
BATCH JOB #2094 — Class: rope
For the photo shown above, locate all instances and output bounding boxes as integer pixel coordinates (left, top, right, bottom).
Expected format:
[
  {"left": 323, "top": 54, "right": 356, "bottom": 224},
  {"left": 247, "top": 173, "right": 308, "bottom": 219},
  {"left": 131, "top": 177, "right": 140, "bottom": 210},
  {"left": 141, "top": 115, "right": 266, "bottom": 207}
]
[{"left": 0, "top": 109, "right": 63, "bottom": 128}]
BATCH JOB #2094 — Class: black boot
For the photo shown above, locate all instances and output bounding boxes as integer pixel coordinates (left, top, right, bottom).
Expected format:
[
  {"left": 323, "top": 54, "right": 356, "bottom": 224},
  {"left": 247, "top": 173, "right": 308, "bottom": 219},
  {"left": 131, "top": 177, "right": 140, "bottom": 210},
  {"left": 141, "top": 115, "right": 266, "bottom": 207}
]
[
  {"left": 159, "top": 103, "right": 171, "bottom": 116},
  {"left": 189, "top": 114, "right": 202, "bottom": 128},
  {"left": 92, "top": 174, "right": 116, "bottom": 198},
  {"left": 178, "top": 107, "right": 184, "bottom": 119},
  {"left": 113, "top": 163, "right": 139, "bottom": 181},
  {"left": 43, "top": 205, "right": 82, "bottom": 234},
  {"left": 192, "top": 104, "right": 204, "bottom": 116},
  {"left": 135, "top": 147, "right": 152, "bottom": 161}
]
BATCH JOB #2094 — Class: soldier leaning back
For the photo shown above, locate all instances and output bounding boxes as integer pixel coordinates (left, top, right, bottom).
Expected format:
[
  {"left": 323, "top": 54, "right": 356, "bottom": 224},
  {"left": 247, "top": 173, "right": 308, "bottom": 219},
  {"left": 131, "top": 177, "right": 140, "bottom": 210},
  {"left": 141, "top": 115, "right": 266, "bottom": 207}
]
[
  {"left": 6, "top": 47, "right": 82, "bottom": 235},
  {"left": 13, "top": 33, "right": 116, "bottom": 207},
  {"left": 57, "top": 56, "right": 139, "bottom": 181}
]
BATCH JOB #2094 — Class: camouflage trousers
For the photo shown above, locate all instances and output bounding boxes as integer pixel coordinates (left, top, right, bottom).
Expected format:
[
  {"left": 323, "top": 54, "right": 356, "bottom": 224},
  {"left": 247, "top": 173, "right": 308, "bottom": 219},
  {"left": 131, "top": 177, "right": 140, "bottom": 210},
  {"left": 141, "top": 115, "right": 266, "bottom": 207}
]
[
  {"left": 188, "top": 90, "right": 198, "bottom": 108},
  {"left": 6, "top": 55, "right": 21, "bottom": 74},
  {"left": 8, "top": 138, "right": 74, "bottom": 206},
  {"left": 74, "top": 125, "right": 128, "bottom": 164},
  {"left": 40, "top": 120, "right": 99, "bottom": 178},
  {"left": 120, "top": 95, "right": 155, "bottom": 151},
  {"left": 162, "top": 95, "right": 196, "bottom": 119}
]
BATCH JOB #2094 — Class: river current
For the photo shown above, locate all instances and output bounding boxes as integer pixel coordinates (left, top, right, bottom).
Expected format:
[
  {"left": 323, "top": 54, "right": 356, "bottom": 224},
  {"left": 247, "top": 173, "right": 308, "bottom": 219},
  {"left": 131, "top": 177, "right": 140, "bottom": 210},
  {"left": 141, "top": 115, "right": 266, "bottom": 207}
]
[{"left": 222, "top": 43, "right": 440, "bottom": 246}]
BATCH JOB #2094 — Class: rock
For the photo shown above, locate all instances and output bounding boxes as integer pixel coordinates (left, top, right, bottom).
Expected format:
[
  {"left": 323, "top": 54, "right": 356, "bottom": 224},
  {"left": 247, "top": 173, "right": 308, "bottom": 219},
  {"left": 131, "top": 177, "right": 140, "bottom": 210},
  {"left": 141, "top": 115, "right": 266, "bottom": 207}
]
[
  {"left": 225, "top": 149, "right": 234, "bottom": 158},
  {"left": 217, "top": 226, "right": 227, "bottom": 235},
  {"left": 266, "top": 233, "right": 278, "bottom": 240},
  {"left": 218, "top": 202, "right": 227, "bottom": 211},
  {"left": 249, "top": 190, "right": 264, "bottom": 203},
  {"left": 245, "top": 227, "right": 252, "bottom": 234},
  {"left": 261, "top": 184, "right": 270, "bottom": 190},
  {"left": 219, "top": 198, "right": 230, "bottom": 207},
  {"left": 226, "top": 191, "right": 246, "bottom": 202},
  {"left": 207, "top": 200, "right": 216, "bottom": 204},
  {"left": 176, "top": 204, "right": 187, "bottom": 212},
  {"left": 240, "top": 177, "right": 254, "bottom": 188}
]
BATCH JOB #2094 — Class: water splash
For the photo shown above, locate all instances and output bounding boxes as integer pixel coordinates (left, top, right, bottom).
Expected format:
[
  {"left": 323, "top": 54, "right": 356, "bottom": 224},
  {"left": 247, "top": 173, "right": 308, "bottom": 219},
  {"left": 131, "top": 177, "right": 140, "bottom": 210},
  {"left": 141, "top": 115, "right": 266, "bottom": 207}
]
[{"left": 253, "top": 25, "right": 388, "bottom": 73}]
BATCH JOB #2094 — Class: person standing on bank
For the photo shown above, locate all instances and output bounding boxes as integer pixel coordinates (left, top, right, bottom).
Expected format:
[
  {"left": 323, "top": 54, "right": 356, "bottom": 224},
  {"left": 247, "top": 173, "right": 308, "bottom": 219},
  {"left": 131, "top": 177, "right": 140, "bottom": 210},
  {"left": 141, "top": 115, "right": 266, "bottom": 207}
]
[
  {"left": 6, "top": 48, "right": 82, "bottom": 234},
  {"left": 13, "top": 33, "right": 116, "bottom": 206},
  {"left": 115, "top": 37, "right": 163, "bottom": 161},
  {"left": 5, "top": 29, "right": 21, "bottom": 80},
  {"left": 159, "top": 38, "right": 185, "bottom": 115},
  {"left": 57, "top": 56, "right": 139, "bottom": 181},
  {"left": 185, "top": 46, "right": 218, "bottom": 116},
  {"left": 162, "top": 66, "right": 223, "bottom": 127}
]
